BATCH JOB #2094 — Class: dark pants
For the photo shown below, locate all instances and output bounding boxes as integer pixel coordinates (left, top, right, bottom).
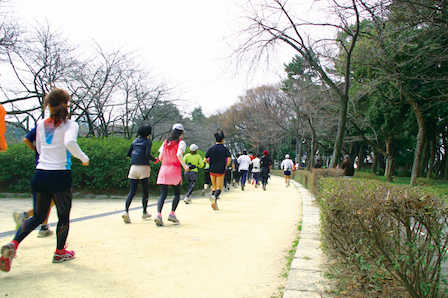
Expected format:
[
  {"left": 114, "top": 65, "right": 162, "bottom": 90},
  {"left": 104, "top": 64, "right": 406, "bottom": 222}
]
[
  {"left": 125, "top": 178, "right": 149, "bottom": 213},
  {"left": 240, "top": 170, "right": 248, "bottom": 186},
  {"left": 157, "top": 184, "right": 181, "bottom": 213},
  {"left": 185, "top": 171, "right": 198, "bottom": 197},
  {"left": 16, "top": 170, "right": 73, "bottom": 250}
]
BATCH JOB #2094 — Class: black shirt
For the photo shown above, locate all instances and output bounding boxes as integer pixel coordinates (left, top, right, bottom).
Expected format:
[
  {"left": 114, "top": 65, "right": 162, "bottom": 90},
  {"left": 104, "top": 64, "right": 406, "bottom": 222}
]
[{"left": 206, "top": 143, "right": 231, "bottom": 174}]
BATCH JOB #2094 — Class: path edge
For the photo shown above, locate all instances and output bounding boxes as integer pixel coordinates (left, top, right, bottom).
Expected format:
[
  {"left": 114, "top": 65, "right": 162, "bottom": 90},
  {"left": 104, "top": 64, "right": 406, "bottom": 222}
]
[{"left": 283, "top": 181, "right": 325, "bottom": 298}]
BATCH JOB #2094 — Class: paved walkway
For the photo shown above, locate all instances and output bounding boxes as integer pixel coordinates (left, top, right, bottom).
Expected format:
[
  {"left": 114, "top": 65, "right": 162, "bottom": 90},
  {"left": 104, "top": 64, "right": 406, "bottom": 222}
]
[{"left": 0, "top": 176, "right": 325, "bottom": 297}]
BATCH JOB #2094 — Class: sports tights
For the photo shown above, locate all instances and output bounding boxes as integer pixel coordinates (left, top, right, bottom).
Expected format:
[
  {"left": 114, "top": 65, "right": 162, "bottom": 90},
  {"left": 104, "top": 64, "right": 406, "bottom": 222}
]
[
  {"left": 157, "top": 184, "right": 181, "bottom": 213},
  {"left": 125, "top": 178, "right": 149, "bottom": 213},
  {"left": 15, "top": 189, "right": 72, "bottom": 250}
]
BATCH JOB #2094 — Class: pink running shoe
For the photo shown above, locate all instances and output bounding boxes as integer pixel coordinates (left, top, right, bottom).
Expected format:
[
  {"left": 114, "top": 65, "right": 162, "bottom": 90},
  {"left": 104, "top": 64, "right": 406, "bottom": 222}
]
[
  {"left": 0, "top": 242, "right": 17, "bottom": 272},
  {"left": 52, "top": 249, "right": 75, "bottom": 263}
]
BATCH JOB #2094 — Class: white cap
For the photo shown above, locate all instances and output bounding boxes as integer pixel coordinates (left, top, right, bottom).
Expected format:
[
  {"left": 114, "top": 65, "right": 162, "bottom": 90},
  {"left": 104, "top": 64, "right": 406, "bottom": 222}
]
[
  {"left": 172, "top": 123, "right": 184, "bottom": 131},
  {"left": 190, "top": 144, "right": 198, "bottom": 151},
  {"left": 285, "top": 154, "right": 290, "bottom": 159}
]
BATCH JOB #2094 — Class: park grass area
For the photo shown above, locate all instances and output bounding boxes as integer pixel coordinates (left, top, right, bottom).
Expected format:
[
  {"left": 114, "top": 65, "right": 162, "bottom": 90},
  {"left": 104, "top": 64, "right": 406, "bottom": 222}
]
[
  {"left": 272, "top": 169, "right": 448, "bottom": 200},
  {"left": 354, "top": 170, "right": 448, "bottom": 199}
]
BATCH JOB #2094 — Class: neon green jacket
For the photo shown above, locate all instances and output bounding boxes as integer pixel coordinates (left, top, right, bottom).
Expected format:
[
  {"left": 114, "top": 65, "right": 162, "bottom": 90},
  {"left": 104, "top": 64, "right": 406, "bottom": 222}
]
[{"left": 184, "top": 153, "right": 204, "bottom": 173}]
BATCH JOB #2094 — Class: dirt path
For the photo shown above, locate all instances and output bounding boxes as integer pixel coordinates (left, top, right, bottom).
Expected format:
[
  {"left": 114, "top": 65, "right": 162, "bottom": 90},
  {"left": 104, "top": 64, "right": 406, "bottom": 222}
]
[{"left": 0, "top": 176, "right": 302, "bottom": 298}]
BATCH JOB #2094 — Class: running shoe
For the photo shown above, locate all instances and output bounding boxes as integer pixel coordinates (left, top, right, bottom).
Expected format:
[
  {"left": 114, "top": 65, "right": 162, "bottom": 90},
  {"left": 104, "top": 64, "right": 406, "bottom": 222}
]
[
  {"left": 252, "top": 180, "right": 254, "bottom": 185},
  {"left": 122, "top": 211, "right": 131, "bottom": 223},
  {"left": 201, "top": 189, "right": 206, "bottom": 196},
  {"left": 241, "top": 185, "right": 245, "bottom": 191},
  {"left": 168, "top": 214, "right": 180, "bottom": 223},
  {"left": 13, "top": 212, "right": 26, "bottom": 230},
  {"left": 142, "top": 212, "right": 152, "bottom": 219},
  {"left": 184, "top": 197, "right": 192, "bottom": 204},
  {"left": 52, "top": 249, "right": 75, "bottom": 263},
  {"left": 37, "top": 228, "right": 54, "bottom": 238},
  {"left": 0, "top": 242, "right": 17, "bottom": 272},
  {"left": 209, "top": 195, "right": 218, "bottom": 210},
  {"left": 154, "top": 214, "right": 164, "bottom": 226}
]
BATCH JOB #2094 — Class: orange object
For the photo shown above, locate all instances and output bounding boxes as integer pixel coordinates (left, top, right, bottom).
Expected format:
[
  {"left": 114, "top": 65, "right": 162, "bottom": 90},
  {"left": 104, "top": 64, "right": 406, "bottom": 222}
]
[{"left": 0, "top": 104, "right": 7, "bottom": 151}]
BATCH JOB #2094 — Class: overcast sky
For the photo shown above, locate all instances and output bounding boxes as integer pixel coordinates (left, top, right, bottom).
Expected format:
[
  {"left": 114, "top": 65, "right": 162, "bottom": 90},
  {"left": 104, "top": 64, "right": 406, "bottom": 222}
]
[{"left": 9, "top": 0, "right": 321, "bottom": 117}]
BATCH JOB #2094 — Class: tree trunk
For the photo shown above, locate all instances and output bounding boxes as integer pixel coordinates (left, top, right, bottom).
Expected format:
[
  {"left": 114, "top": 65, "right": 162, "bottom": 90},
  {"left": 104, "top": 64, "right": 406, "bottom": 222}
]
[
  {"left": 409, "top": 100, "right": 427, "bottom": 186},
  {"left": 372, "top": 151, "right": 378, "bottom": 174},
  {"left": 357, "top": 144, "right": 364, "bottom": 170},
  {"left": 426, "top": 135, "right": 436, "bottom": 179},
  {"left": 330, "top": 94, "right": 349, "bottom": 168},
  {"left": 419, "top": 137, "right": 429, "bottom": 177}
]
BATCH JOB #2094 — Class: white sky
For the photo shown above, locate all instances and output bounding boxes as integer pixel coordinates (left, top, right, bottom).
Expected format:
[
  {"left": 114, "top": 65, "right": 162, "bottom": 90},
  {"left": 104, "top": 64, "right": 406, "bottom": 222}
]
[{"left": 8, "top": 0, "right": 326, "bottom": 117}]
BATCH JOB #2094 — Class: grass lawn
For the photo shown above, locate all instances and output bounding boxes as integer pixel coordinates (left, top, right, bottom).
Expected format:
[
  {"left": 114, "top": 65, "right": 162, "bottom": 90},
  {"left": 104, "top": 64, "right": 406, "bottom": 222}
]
[{"left": 353, "top": 170, "right": 448, "bottom": 199}]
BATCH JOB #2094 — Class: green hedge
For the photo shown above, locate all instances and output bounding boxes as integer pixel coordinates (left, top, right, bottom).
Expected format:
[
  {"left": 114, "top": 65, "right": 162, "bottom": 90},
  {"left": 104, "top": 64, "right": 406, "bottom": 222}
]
[{"left": 0, "top": 137, "right": 205, "bottom": 194}]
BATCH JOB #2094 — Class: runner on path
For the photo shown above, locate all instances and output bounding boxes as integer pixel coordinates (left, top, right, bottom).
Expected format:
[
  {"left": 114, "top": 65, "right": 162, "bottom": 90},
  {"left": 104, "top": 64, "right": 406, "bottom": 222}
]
[
  {"left": 183, "top": 144, "right": 204, "bottom": 204},
  {"left": 260, "top": 150, "right": 272, "bottom": 191},
  {"left": 154, "top": 123, "right": 190, "bottom": 226},
  {"left": 122, "top": 124, "right": 158, "bottom": 224},
  {"left": 0, "top": 88, "right": 90, "bottom": 272},
  {"left": 13, "top": 126, "right": 55, "bottom": 237},
  {"left": 237, "top": 149, "right": 251, "bottom": 191},
  {"left": 281, "top": 154, "right": 295, "bottom": 187},
  {"left": 251, "top": 154, "right": 261, "bottom": 187},
  {"left": 205, "top": 131, "right": 231, "bottom": 210}
]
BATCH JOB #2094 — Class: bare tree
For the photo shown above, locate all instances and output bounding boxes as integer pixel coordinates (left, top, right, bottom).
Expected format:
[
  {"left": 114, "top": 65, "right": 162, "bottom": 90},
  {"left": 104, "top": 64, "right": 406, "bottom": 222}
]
[{"left": 234, "top": 0, "right": 361, "bottom": 167}]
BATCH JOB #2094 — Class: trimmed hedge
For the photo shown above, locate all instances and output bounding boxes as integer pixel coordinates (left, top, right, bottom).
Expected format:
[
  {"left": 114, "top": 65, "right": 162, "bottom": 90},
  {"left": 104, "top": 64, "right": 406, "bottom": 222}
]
[
  {"left": 317, "top": 177, "right": 448, "bottom": 297},
  {"left": 0, "top": 137, "right": 205, "bottom": 194}
]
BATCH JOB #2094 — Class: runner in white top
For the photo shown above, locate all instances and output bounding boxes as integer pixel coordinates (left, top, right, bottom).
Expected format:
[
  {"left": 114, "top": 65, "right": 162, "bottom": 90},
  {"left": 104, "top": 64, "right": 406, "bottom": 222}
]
[{"left": 281, "top": 154, "right": 295, "bottom": 187}]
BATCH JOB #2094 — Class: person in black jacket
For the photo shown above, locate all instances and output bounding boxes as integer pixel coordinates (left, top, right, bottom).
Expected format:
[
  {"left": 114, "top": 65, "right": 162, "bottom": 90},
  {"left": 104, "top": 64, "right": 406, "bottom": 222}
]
[
  {"left": 260, "top": 150, "right": 272, "bottom": 191},
  {"left": 122, "top": 124, "right": 158, "bottom": 223}
]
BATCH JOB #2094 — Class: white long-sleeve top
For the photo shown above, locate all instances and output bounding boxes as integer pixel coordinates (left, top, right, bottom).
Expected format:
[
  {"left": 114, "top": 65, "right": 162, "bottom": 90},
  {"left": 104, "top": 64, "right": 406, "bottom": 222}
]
[
  {"left": 281, "top": 159, "right": 294, "bottom": 171},
  {"left": 35, "top": 118, "right": 89, "bottom": 170}
]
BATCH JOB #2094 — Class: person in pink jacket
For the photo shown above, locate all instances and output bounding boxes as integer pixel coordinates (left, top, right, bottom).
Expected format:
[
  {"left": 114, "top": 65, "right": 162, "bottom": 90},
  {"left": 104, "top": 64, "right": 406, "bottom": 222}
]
[{"left": 154, "top": 123, "right": 190, "bottom": 226}]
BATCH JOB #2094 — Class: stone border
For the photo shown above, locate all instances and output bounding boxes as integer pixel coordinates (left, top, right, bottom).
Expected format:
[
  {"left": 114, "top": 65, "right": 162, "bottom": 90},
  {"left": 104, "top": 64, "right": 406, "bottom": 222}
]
[{"left": 283, "top": 181, "right": 325, "bottom": 298}]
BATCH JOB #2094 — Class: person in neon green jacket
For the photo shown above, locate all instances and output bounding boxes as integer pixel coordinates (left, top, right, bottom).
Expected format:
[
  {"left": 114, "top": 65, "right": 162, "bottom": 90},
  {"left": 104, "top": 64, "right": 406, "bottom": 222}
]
[{"left": 183, "top": 144, "right": 204, "bottom": 204}]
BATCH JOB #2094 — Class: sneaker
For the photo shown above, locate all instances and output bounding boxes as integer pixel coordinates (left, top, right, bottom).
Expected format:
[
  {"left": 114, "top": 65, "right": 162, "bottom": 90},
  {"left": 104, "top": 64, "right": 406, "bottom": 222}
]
[
  {"left": 252, "top": 180, "right": 254, "bottom": 185},
  {"left": 168, "top": 214, "right": 180, "bottom": 223},
  {"left": 255, "top": 185, "right": 258, "bottom": 188},
  {"left": 52, "top": 249, "right": 75, "bottom": 263},
  {"left": 209, "top": 195, "right": 218, "bottom": 210},
  {"left": 154, "top": 214, "right": 164, "bottom": 226},
  {"left": 122, "top": 211, "right": 131, "bottom": 223},
  {"left": 184, "top": 197, "right": 192, "bottom": 204},
  {"left": 37, "top": 228, "right": 54, "bottom": 238},
  {"left": 241, "top": 185, "right": 245, "bottom": 191},
  {"left": 142, "top": 212, "right": 152, "bottom": 219},
  {"left": 13, "top": 212, "right": 25, "bottom": 230},
  {"left": 0, "top": 242, "right": 17, "bottom": 272},
  {"left": 201, "top": 189, "right": 206, "bottom": 196}
]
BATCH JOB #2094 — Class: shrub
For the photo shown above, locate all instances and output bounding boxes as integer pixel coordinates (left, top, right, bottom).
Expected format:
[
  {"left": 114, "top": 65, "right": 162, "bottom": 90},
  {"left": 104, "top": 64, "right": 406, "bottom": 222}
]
[
  {"left": 318, "top": 177, "right": 448, "bottom": 298},
  {"left": 0, "top": 137, "right": 206, "bottom": 194}
]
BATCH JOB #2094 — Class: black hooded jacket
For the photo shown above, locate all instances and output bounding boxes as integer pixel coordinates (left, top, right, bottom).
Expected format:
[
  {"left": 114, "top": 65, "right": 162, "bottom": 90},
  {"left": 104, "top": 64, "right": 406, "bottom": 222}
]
[{"left": 127, "top": 136, "right": 157, "bottom": 165}]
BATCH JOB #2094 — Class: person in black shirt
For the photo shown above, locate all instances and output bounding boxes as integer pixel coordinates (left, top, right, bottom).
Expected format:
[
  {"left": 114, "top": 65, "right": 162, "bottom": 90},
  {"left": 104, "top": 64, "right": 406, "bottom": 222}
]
[
  {"left": 205, "top": 131, "right": 231, "bottom": 210},
  {"left": 341, "top": 155, "right": 355, "bottom": 177}
]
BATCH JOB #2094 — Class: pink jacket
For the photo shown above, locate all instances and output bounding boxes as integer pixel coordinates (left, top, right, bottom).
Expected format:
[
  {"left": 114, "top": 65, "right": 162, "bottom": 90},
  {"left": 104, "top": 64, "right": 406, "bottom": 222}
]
[{"left": 156, "top": 139, "right": 182, "bottom": 185}]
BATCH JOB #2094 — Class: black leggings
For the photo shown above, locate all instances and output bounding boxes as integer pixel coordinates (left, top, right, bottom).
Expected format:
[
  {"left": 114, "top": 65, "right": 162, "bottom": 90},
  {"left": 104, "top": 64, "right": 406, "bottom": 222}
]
[
  {"left": 15, "top": 189, "right": 72, "bottom": 250},
  {"left": 125, "top": 178, "right": 149, "bottom": 213},
  {"left": 157, "top": 184, "right": 181, "bottom": 213}
]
